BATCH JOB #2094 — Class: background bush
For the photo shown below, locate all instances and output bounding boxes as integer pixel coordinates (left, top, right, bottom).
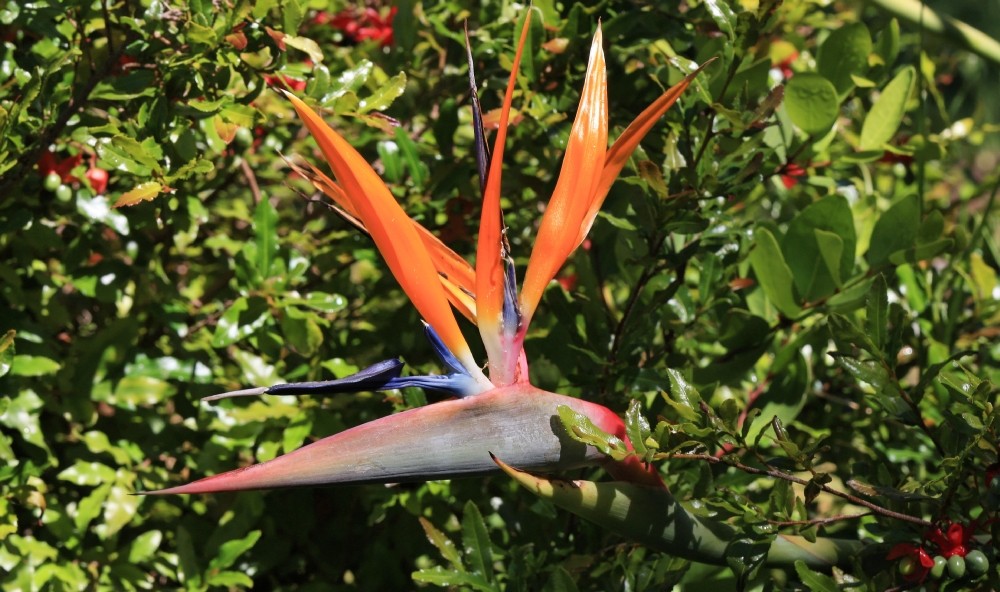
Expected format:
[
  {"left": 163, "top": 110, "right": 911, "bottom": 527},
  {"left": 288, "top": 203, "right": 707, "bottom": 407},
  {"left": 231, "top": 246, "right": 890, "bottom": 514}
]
[{"left": 1, "top": 0, "right": 998, "bottom": 589}]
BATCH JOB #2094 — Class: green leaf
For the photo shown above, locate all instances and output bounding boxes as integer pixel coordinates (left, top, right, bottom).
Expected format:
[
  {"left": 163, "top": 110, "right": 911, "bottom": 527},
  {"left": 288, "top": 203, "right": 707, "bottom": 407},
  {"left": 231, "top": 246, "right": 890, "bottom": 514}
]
[
  {"left": 206, "top": 571, "right": 255, "bottom": 587},
  {"left": 212, "top": 297, "right": 269, "bottom": 347},
  {"left": 868, "top": 194, "right": 919, "bottom": 266},
  {"left": 625, "top": 399, "right": 649, "bottom": 457},
  {"left": 832, "top": 354, "right": 891, "bottom": 390},
  {"left": 419, "top": 518, "right": 464, "bottom": 571},
  {"left": 746, "top": 351, "right": 810, "bottom": 442},
  {"left": 867, "top": 274, "right": 888, "bottom": 352},
  {"left": 332, "top": 60, "right": 373, "bottom": 97},
  {"left": 290, "top": 292, "right": 347, "bottom": 313},
  {"left": 284, "top": 34, "right": 324, "bottom": 63},
  {"left": 704, "top": 0, "right": 736, "bottom": 40},
  {"left": 95, "top": 479, "right": 140, "bottom": 538},
  {"left": 557, "top": 405, "right": 627, "bottom": 457},
  {"left": 208, "top": 530, "right": 262, "bottom": 572},
  {"left": 875, "top": 19, "right": 900, "bottom": 69},
  {"left": 358, "top": 72, "right": 407, "bottom": 114},
  {"left": 412, "top": 567, "right": 492, "bottom": 591},
  {"left": 0, "top": 330, "right": 16, "bottom": 378},
  {"left": 794, "top": 560, "right": 840, "bottom": 592},
  {"left": 817, "top": 22, "right": 872, "bottom": 96},
  {"left": 56, "top": 460, "right": 117, "bottom": 486},
  {"left": 781, "top": 195, "right": 856, "bottom": 301},
  {"left": 663, "top": 369, "right": 704, "bottom": 422},
  {"left": 377, "top": 140, "right": 403, "bottom": 183},
  {"left": 113, "top": 181, "right": 163, "bottom": 208},
  {"left": 10, "top": 355, "right": 60, "bottom": 376},
  {"left": 784, "top": 73, "right": 840, "bottom": 135},
  {"left": 253, "top": 198, "right": 279, "bottom": 280},
  {"left": 127, "top": 530, "right": 163, "bottom": 563},
  {"left": 859, "top": 66, "right": 915, "bottom": 151},
  {"left": 462, "top": 501, "right": 493, "bottom": 582},
  {"left": 543, "top": 566, "right": 580, "bottom": 592},
  {"left": 175, "top": 526, "right": 202, "bottom": 588},
  {"left": 749, "top": 227, "right": 802, "bottom": 317},
  {"left": 813, "top": 229, "right": 844, "bottom": 287},
  {"left": 394, "top": 126, "right": 428, "bottom": 187},
  {"left": 889, "top": 238, "right": 953, "bottom": 265}
]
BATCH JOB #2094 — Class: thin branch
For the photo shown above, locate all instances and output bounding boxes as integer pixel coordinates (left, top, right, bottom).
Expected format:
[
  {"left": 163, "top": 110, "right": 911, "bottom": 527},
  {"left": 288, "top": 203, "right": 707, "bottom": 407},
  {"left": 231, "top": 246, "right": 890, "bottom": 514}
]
[
  {"left": 768, "top": 512, "right": 872, "bottom": 527},
  {"left": 665, "top": 452, "right": 934, "bottom": 527}
]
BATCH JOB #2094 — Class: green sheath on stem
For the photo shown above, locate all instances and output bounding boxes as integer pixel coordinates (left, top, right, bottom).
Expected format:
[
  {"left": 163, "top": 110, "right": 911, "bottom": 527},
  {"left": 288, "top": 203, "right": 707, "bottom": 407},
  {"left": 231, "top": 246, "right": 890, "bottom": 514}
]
[
  {"left": 866, "top": 0, "right": 1000, "bottom": 64},
  {"left": 495, "top": 457, "right": 863, "bottom": 570}
]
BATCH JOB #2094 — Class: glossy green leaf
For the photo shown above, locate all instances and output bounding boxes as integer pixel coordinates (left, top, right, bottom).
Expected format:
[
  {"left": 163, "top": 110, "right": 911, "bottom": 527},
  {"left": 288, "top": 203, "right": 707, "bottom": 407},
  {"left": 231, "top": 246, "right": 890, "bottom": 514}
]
[
  {"left": 784, "top": 73, "right": 840, "bottom": 135},
  {"left": 875, "top": 19, "right": 900, "bottom": 69},
  {"left": 859, "top": 66, "right": 915, "bottom": 150},
  {"left": 0, "top": 389, "right": 48, "bottom": 451},
  {"left": 625, "top": 399, "right": 649, "bottom": 457},
  {"left": 794, "top": 560, "right": 840, "bottom": 592},
  {"left": 704, "top": 0, "right": 736, "bottom": 39},
  {"left": 1, "top": 331, "right": 15, "bottom": 377},
  {"left": 358, "top": 72, "right": 407, "bottom": 114},
  {"left": 419, "top": 518, "right": 464, "bottom": 571},
  {"left": 412, "top": 567, "right": 492, "bottom": 591},
  {"left": 462, "top": 501, "right": 493, "bottom": 582},
  {"left": 813, "top": 228, "right": 844, "bottom": 287},
  {"left": 663, "top": 369, "right": 704, "bottom": 422},
  {"left": 56, "top": 460, "right": 117, "bottom": 486},
  {"left": 817, "top": 22, "right": 872, "bottom": 96},
  {"left": 746, "top": 351, "right": 810, "bottom": 442},
  {"left": 869, "top": 194, "right": 919, "bottom": 266},
  {"left": 557, "top": 405, "right": 627, "bottom": 458},
  {"left": 284, "top": 34, "right": 324, "bottom": 64},
  {"left": 867, "top": 274, "right": 888, "bottom": 352},
  {"left": 208, "top": 530, "right": 262, "bottom": 572},
  {"left": 749, "top": 227, "right": 802, "bottom": 317},
  {"left": 212, "top": 297, "right": 269, "bottom": 347},
  {"left": 10, "top": 355, "right": 60, "bottom": 377},
  {"left": 127, "top": 530, "right": 163, "bottom": 563},
  {"left": 95, "top": 479, "right": 139, "bottom": 538},
  {"left": 781, "top": 195, "right": 856, "bottom": 301},
  {"left": 253, "top": 198, "right": 279, "bottom": 280}
]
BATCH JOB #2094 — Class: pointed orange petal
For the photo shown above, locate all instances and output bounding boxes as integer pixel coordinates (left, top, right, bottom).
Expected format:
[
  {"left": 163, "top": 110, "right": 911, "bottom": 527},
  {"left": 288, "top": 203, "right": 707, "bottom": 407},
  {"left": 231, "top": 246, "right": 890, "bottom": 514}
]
[
  {"left": 294, "top": 157, "right": 478, "bottom": 323},
  {"left": 476, "top": 12, "right": 532, "bottom": 382},
  {"left": 414, "top": 224, "right": 476, "bottom": 298},
  {"left": 576, "top": 65, "right": 707, "bottom": 247},
  {"left": 520, "top": 24, "right": 608, "bottom": 326},
  {"left": 439, "top": 275, "right": 477, "bottom": 323},
  {"left": 285, "top": 92, "right": 489, "bottom": 387}
]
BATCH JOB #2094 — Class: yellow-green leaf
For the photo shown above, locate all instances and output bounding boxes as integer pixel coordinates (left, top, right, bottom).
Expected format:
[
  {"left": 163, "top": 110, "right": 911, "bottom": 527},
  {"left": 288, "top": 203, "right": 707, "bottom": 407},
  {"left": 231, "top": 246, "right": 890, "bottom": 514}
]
[{"left": 113, "top": 182, "right": 163, "bottom": 208}]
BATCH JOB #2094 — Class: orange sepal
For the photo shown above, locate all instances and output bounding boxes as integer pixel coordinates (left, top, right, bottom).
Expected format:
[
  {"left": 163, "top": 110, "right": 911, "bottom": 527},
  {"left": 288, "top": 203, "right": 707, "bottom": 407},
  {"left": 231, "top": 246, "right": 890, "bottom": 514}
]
[
  {"left": 476, "top": 12, "right": 532, "bottom": 383},
  {"left": 285, "top": 92, "right": 489, "bottom": 387},
  {"left": 290, "top": 157, "right": 478, "bottom": 322},
  {"left": 576, "top": 64, "right": 710, "bottom": 246},
  {"left": 520, "top": 24, "right": 608, "bottom": 326}
]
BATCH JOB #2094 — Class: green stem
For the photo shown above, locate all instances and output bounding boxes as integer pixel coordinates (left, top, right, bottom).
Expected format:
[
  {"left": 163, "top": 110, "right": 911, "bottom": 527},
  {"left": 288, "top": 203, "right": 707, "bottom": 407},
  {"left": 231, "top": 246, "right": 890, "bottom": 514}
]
[
  {"left": 864, "top": 0, "right": 1000, "bottom": 64},
  {"left": 497, "top": 459, "right": 864, "bottom": 570}
]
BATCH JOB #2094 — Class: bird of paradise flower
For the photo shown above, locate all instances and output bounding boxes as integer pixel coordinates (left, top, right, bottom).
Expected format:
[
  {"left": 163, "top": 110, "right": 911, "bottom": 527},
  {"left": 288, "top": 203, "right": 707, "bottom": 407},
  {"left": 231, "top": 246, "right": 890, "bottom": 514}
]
[{"left": 149, "top": 15, "right": 862, "bottom": 569}]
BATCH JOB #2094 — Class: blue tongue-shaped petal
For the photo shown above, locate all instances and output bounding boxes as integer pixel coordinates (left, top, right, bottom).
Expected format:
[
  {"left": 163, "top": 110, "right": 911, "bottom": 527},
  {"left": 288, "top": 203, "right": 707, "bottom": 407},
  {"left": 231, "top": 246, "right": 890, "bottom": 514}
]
[
  {"left": 422, "top": 321, "right": 468, "bottom": 376},
  {"left": 203, "top": 355, "right": 482, "bottom": 402},
  {"left": 202, "top": 359, "right": 404, "bottom": 401}
]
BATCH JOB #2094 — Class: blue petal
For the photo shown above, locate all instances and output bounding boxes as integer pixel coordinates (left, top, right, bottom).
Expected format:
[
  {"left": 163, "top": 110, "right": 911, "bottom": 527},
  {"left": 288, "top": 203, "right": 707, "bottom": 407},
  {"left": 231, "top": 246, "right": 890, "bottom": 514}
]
[
  {"left": 383, "top": 373, "right": 481, "bottom": 397},
  {"left": 501, "top": 255, "right": 520, "bottom": 332},
  {"left": 465, "top": 22, "right": 489, "bottom": 194},
  {"left": 264, "top": 359, "right": 404, "bottom": 396},
  {"left": 422, "top": 322, "right": 468, "bottom": 376}
]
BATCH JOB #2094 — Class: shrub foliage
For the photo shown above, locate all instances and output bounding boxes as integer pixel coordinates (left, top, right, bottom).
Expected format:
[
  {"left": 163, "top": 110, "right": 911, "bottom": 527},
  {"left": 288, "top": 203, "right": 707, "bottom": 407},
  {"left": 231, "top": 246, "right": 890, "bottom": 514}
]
[{"left": 1, "top": 0, "right": 998, "bottom": 589}]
